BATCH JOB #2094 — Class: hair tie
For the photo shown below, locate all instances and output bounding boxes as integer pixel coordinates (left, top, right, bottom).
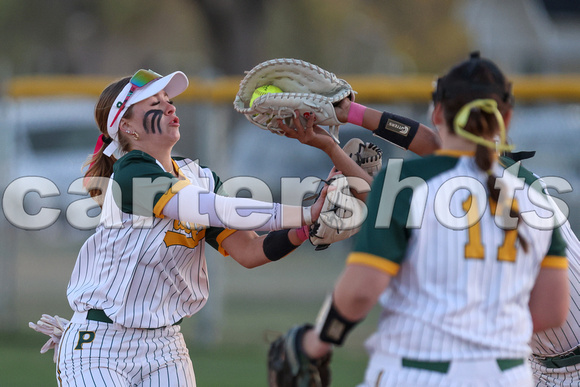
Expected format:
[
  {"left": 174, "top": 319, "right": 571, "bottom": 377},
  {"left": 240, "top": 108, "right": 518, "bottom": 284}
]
[
  {"left": 94, "top": 134, "right": 112, "bottom": 153},
  {"left": 92, "top": 134, "right": 105, "bottom": 155},
  {"left": 453, "top": 99, "right": 514, "bottom": 152},
  {"left": 87, "top": 134, "right": 110, "bottom": 172}
]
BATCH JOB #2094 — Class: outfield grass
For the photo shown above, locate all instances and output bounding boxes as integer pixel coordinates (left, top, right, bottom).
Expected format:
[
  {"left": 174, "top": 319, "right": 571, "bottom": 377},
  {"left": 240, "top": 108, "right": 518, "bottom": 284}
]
[
  {"left": 0, "top": 330, "right": 369, "bottom": 386},
  {"left": 0, "top": 331, "right": 59, "bottom": 386}
]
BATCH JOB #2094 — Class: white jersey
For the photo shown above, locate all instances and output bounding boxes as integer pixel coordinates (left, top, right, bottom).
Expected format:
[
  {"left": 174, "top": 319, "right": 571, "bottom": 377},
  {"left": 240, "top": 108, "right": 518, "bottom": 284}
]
[
  {"left": 67, "top": 151, "right": 236, "bottom": 329},
  {"left": 348, "top": 151, "right": 567, "bottom": 362},
  {"left": 531, "top": 221, "right": 580, "bottom": 356},
  {"left": 529, "top": 219, "right": 580, "bottom": 386}
]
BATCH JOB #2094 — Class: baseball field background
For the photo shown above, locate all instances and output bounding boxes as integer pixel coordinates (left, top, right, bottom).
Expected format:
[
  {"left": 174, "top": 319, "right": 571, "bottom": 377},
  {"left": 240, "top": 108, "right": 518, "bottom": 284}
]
[{"left": 2, "top": 0, "right": 580, "bottom": 386}]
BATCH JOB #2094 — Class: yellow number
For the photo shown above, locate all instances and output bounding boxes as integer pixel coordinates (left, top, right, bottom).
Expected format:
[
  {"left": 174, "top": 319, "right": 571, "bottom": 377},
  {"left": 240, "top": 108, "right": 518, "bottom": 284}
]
[
  {"left": 462, "top": 195, "right": 518, "bottom": 262},
  {"left": 463, "top": 196, "right": 484, "bottom": 259},
  {"left": 489, "top": 200, "right": 518, "bottom": 262}
]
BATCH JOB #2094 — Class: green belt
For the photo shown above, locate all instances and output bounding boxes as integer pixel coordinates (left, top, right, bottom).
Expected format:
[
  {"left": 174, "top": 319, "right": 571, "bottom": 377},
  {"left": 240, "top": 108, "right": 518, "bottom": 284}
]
[
  {"left": 534, "top": 346, "right": 580, "bottom": 369},
  {"left": 87, "top": 309, "right": 183, "bottom": 329},
  {"left": 402, "top": 358, "right": 525, "bottom": 374}
]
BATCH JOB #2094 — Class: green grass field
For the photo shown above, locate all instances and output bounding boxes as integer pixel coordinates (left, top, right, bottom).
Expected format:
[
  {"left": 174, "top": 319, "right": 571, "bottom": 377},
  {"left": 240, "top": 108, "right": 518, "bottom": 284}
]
[
  {"left": 0, "top": 231, "right": 375, "bottom": 386},
  {"left": 0, "top": 330, "right": 369, "bottom": 386}
]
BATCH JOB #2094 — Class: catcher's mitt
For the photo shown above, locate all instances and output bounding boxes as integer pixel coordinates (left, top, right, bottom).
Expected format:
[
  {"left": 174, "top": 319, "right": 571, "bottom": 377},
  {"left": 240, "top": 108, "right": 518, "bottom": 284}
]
[
  {"left": 233, "top": 58, "right": 354, "bottom": 143},
  {"left": 309, "top": 138, "right": 382, "bottom": 250},
  {"left": 268, "top": 324, "right": 332, "bottom": 387}
]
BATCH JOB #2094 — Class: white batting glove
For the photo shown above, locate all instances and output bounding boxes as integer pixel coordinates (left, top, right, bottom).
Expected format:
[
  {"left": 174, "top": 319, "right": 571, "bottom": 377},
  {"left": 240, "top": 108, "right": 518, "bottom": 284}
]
[{"left": 29, "top": 314, "right": 70, "bottom": 363}]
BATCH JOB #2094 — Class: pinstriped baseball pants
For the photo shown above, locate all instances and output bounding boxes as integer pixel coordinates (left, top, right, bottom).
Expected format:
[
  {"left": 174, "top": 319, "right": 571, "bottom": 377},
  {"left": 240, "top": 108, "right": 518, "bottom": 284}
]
[{"left": 56, "top": 319, "right": 196, "bottom": 386}]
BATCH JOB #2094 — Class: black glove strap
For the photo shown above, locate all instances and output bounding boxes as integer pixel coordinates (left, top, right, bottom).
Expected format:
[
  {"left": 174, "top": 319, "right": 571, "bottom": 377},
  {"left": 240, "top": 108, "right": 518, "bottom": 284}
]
[{"left": 373, "top": 111, "right": 420, "bottom": 150}]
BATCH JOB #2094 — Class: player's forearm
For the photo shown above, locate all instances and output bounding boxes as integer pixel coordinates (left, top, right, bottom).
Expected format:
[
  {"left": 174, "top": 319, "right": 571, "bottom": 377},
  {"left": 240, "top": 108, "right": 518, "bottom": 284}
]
[
  {"left": 225, "top": 224, "right": 312, "bottom": 268},
  {"left": 361, "top": 107, "right": 440, "bottom": 156},
  {"left": 326, "top": 143, "right": 372, "bottom": 182},
  {"left": 223, "top": 232, "right": 269, "bottom": 268},
  {"left": 341, "top": 101, "right": 441, "bottom": 156}
]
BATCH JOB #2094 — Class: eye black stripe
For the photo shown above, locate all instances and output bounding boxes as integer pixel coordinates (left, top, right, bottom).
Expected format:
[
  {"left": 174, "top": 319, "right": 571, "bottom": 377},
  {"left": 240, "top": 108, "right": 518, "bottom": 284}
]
[{"left": 143, "top": 110, "right": 163, "bottom": 133}]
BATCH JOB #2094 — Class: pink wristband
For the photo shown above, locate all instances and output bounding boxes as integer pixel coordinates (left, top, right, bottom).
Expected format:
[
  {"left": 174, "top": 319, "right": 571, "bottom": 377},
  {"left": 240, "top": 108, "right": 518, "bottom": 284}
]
[
  {"left": 347, "top": 102, "right": 366, "bottom": 126},
  {"left": 295, "top": 225, "right": 310, "bottom": 242}
]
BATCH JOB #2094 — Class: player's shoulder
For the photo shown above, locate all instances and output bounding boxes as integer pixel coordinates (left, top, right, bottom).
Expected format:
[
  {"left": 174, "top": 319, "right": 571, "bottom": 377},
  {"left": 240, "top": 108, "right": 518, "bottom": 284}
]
[
  {"left": 173, "top": 157, "right": 224, "bottom": 194},
  {"left": 384, "top": 152, "right": 462, "bottom": 181},
  {"left": 114, "top": 150, "right": 160, "bottom": 173},
  {"left": 173, "top": 156, "right": 203, "bottom": 176},
  {"left": 499, "top": 156, "right": 539, "bottom": 186},
  {"left": 499, "top": 155, "right": 552, "bottom": 202},
  {"left": 113, "top": 150, "right": 173, "bottom": 187},
  {"left": 369, "top": 152, "right": 459, "bottom": 202}
]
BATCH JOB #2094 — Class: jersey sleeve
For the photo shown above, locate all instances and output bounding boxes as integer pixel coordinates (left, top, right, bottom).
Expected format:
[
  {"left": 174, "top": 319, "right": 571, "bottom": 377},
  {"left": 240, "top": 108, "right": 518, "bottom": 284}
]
[
  {"left": 346, "top": 168, "right": 412, "bottom": 276},
  {"left": 113, "top": 151, "right": 186, "bottom": 217},
  {"left": 500, "top": 156, "right": 568, "bottom": 269},
  {"left": 542, "top": 226, "right": 568, "bottom": 269}
]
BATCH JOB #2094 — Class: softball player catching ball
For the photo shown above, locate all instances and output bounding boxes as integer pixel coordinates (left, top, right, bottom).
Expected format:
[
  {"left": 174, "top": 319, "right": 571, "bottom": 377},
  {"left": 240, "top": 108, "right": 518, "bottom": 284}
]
[
  {"left": 53, "top": 68, "right": 372, "bottom": 387},
  {"left": 296, "top": 52, "right": 570, "bottom": 386}
]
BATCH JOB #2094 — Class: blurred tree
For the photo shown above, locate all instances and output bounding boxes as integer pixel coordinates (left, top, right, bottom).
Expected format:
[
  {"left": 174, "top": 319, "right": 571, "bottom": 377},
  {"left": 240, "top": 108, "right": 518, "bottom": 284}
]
[
  {"left": 190, "top": 0, "right": 470, "bottom": 75},
  {"left": 0, "top": 0, "right": 470, "bottom": 77},
  {"left": 0, "top": 0, "right": 208, "bottom": 76},
  {"left": 192, "top": 0, "right": 267, "bottom": 75},
  {"left": 263, "top": 0, "right": 404, "bottom": 74},
  {"left": 188, "top": 0, "right": 409, "bottom": 75},
  {"left": 0, "top": 0, "right": 72, "bottom": 75},
  {"left": 94, "top": 0, "right": 209, "bottom": 75},
  {"left": 364, "top": 0, "right": 470, "bottom": 73}
]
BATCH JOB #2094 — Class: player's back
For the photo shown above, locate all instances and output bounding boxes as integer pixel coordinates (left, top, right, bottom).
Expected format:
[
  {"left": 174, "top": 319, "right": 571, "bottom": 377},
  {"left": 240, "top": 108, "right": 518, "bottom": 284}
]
[{"left": 371, "top": 152, "right": 557, "bottom": 361}]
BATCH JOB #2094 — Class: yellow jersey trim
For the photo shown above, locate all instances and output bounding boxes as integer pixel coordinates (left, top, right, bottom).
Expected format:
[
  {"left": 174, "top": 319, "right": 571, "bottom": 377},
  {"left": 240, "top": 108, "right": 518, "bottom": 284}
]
[
  {"left": 541, "top": 255, "right": 568, "bottom": 269},
  {"left": 216, "top": 229, "right": 238, "bottom": 256},
  {"left": 346, "top": 252, "right": 400, "bottom": 276},
  {"left": 153, "top": 179, "right": 190, "bottom": 218},
  {"left": 173, "top": 159, "right": 186, "bottom": 179},
  {"left": 434, "top": 149, "right": 476, "bottom": 158}
]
